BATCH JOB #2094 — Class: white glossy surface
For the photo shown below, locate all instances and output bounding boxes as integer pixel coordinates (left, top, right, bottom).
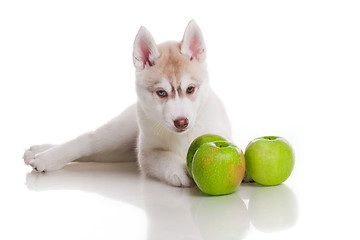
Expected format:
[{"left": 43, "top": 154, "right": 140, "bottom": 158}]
[
  {"left": 20, "top": 162, "right": 298, "bottom": 240},
  {"left": 1, "top": 0, "right": 360, "bottom": 239},
  {"left": 2, "top": 151, "right": 359, "bottom": 240}
]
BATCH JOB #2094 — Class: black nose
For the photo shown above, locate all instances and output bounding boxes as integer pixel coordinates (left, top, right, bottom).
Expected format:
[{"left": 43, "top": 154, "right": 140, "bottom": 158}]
[{"left": 174, "top": 118, "right": 189, "bottom": 130}]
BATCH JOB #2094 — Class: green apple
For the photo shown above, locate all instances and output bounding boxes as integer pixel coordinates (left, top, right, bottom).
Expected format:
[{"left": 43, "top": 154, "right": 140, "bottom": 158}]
[
  {"left": 192, "top": 141, "right": 246, "bottom": 195},
  {"left": 186, "top": 134, "right": 227, "bottom": 178},
  {"left": 245, "top": 136, "right": 294, "bottom": 186}
]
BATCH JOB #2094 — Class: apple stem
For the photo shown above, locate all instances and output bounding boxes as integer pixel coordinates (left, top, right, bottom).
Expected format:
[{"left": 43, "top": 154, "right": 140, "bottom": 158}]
[
  {"left": 219, "top": 144, "right": 222, "bottom": 148},
  {"left": 269, "top": 137, "right": 271, "bottom": 140}
]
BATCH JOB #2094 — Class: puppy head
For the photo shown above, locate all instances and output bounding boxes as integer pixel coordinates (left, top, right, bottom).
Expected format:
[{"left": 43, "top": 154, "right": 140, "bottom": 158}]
[{"left": 133, "top": 20, "right": 209, "bottom": 134}]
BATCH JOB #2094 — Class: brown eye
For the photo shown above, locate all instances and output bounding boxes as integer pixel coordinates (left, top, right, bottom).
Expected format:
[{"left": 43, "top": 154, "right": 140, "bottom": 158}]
[
  {"left": 156, "top": 89, "right": 168, "bottom": 98},
  {"left": 186, "top": 86, "right": 195, "bottom": 94}
]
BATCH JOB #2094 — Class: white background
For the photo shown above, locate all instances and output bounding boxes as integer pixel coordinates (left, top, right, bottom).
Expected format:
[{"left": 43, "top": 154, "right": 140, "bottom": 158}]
[{"left": 1, "top": 0, "right": 359, "bottom": 239}]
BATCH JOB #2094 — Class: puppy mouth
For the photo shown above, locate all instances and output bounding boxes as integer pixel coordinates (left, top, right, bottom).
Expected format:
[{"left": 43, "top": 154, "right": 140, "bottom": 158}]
[
  {"left": 175, "top": 129, "right": 187, "bottom": 133},
  {"left": 174, "top": 126, "right": 190, "bottom": 133}
]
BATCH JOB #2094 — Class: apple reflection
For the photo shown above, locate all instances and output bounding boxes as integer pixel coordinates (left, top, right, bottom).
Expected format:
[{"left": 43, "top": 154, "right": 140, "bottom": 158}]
[
  {"left": 242, "top": 183, "right": 298, "bottom": 233},
  {"left": 190, "top": 193, "right": 250, "bottom": 240}
]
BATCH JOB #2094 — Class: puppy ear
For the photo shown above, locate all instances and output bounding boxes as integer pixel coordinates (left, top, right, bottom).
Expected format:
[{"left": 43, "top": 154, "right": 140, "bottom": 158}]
[
  {"left": 181, "top": 20, "right": 206, "bottom": 62},
  {"left": 133, "top": 26, "right": 160, "bottom": 71}
]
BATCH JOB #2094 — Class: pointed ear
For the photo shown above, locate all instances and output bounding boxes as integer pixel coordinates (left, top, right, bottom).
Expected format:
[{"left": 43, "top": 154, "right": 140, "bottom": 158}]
[
  {"left": 133, "top": 26, "right": 160, "bottom": 71},
  {"left": 180, "top": 20, "right": 206, "bottom": 62}
]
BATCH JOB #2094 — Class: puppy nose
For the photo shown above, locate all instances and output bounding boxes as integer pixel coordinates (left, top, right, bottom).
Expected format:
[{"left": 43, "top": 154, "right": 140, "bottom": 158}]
[{"left": 174, "top": 118, "right": 189, "bottom": 130}]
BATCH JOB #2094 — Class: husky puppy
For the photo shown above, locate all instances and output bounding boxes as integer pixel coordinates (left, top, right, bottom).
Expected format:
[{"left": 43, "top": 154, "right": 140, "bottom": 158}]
[{"left": 24, "top": 20, "right": 232, "bottom": 187}]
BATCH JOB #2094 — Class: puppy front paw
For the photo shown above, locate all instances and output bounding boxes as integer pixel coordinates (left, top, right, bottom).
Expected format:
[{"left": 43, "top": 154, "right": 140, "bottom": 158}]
[
  {"left": 168, "top": 169, "right": 195, "bottom": 188},
  {"left": 28, "top": 151, "right": 67, "bottom": 172},
  {"left": 23, "top": 144, "right": 55, "bottom": 165}
]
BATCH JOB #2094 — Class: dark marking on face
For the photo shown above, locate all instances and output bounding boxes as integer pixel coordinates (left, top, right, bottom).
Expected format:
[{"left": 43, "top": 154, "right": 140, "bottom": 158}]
[
  {"left": 171, "top": 85, "right": 176, "bottom": 98},
  {"left": 177, "top": 86, "right": 183, "bottom": 97},
  {"left": 169, "top": 82, "right": 184, "bottom": 99}
]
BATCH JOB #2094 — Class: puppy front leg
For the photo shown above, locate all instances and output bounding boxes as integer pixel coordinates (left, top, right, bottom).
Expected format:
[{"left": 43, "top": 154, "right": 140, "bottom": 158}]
[
  {"left": 27, "top": 132, "right": 98, "bottom": 172},
  {"left": 138, "top": 149, "right": 194, "bottom": 187},
  {"left": 25, "top": 104, "right": 138, "bottom": 172}
]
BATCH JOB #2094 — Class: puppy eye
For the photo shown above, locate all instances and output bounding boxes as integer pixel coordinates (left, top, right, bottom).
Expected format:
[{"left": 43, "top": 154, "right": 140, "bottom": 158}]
[
  {"left": 186, "top": 86, "right": 195, "bottom": 94},
  {"left": 156, "top": 89, "right": 168, "bottom": 98}
]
